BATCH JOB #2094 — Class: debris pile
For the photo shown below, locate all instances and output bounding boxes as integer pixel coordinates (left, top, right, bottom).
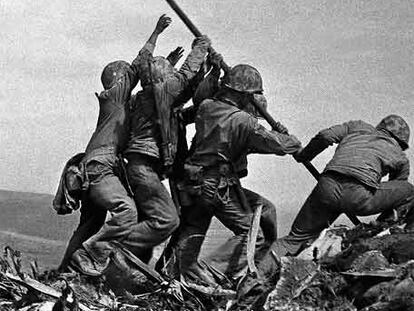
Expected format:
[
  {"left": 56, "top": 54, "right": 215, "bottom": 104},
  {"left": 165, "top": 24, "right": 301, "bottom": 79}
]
[
  {"left": 1, "top": 221, "right": 414, "bottom": 310},
  {"left": 263, "top": 222, "right": 414, "bottom": 311},
  {"left": 0, "top": 245, "right": 232, "bottom": 310}
]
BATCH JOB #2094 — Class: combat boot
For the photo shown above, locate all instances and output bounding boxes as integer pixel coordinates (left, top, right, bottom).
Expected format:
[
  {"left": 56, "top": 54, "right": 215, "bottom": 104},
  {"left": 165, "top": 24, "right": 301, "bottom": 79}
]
[{"left": 69, "top": 247, "right": 109, "bottom": 277}]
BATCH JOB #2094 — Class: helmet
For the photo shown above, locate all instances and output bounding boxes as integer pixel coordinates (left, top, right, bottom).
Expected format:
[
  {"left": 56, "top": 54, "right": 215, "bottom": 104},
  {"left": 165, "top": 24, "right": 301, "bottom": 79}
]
[
  {"left": 222, "top": 64, "right": 263, "bottom": 94},
  {"left": 101, "top": 60, "right": 130, "bottom": 90},
  {"left": 376, "top": 114, "right": 410, "bottom": 150},
  {"left": 139, "top": 56, "right": 176, "bottom": 88}
]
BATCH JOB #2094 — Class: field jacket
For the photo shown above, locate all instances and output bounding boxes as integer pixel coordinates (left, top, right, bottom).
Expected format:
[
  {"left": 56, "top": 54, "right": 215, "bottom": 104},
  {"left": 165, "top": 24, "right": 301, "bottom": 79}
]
[{"left": 296, "top": 120, "right": 410, "bottom": 189}]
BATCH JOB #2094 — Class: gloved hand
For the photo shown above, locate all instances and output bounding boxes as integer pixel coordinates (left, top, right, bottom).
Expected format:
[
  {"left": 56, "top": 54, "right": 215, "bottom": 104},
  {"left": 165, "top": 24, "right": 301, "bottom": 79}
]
[
  {"left": 166, "top": 46, "right": 184, "bottom": 66},
  {"left": 192, "top": 35, "right": 211, "bottom": 50},
  {"left": 273, "top": 121, "right": 288, "bottom": 134},
  {"left": 207, "top": 51, "right": 223, "bottom": 69}
]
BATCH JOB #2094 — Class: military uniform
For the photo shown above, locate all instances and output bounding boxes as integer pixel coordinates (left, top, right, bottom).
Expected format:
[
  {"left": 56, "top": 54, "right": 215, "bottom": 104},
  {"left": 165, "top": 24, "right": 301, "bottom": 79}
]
[
  {"left": 176, "top": 97, "right": 302, "bottom": 278},
  {"left": 244, "top": 117, "right": 414, "bottom": 292},
  {"left": 272, "top": 119, "right": 414, "bottom": 257},
  {"left": 122, "top": 37, "right": 210, "bottom": 261},
  {"left": 235, "top": 116, "right": 414, "bottom": 307},
  {"left": 68, "top": 42, "right": 156, "bottom": 274}
]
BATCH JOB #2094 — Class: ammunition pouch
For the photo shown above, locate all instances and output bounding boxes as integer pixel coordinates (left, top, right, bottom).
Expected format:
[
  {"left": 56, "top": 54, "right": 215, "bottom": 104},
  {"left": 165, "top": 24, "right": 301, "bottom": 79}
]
[
  {"left": 175, "top": 164, "right": 204, "bottom": 206},
  {"left": 177, "top": 163, "right": 240, "bottom": 205},
  {"left": 203, "top": 163, "right": 244, "bottom": 206}
]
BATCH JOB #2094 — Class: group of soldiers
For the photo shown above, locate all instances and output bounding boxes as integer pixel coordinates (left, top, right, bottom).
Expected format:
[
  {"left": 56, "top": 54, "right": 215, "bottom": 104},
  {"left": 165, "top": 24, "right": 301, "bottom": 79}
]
[{"left": 53, "top": 14, "right": 414, "bottom": 291}]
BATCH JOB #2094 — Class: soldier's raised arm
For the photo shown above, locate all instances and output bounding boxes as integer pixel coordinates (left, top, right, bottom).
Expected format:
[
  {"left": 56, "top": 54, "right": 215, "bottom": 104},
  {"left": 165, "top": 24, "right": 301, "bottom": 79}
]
[
  {"left": 103, "top": 15, "right": 172, "bottom": 105},
  {"left": 178, "top": 35, "right": 211, "bottom": 81},
  {"left": 133, "top": 14, "right": 172, "bottom": 69}
]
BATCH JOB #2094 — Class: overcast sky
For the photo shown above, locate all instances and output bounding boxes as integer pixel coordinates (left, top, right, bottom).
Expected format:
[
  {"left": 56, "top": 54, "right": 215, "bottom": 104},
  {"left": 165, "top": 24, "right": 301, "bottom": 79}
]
[{"left": 1, "top": 0, "right": 413, "bottom": 217}]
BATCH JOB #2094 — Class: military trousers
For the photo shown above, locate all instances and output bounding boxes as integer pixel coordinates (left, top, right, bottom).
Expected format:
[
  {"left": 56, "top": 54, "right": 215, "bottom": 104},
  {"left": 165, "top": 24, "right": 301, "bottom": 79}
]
[
  {"left": 246, "top": 171, "right": 414, "bottom": 288},
  {"left": 81, "top": 154, "right": 138, "bottom": 267},
  {"left": 269, "top": 171, "right": 414, "bottom": 258},
  {"left": 59, "top": 201, "right": 106, "bottom": 271},
  {"left": 124, "top": 154, "right": 179, "bottom": 262},
  {"left": 176, "top": 176, "right": 277, "bottom": 278}
]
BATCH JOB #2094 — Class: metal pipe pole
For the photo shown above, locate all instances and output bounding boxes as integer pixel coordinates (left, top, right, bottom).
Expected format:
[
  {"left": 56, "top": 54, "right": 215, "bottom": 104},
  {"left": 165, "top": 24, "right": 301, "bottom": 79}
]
[{"left": 165, "top": 0, "right": 230, "bottom": 73}]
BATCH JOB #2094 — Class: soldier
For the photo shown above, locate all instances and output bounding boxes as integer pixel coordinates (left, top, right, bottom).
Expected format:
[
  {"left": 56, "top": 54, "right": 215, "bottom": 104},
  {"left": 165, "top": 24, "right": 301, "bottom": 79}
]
[
  {"left": 68, "top": 15, "right": 172, "bottom": 276},
  {"left": 174, "top": 64, "right": 302, "bottom": 282},
  {"left": 121, "top": 32, "right": 211, "bottom": 262},
  {"left": 277, "top": 115, "right": 414, "bottom": 257},
  {"left": 240, "top": 115, "right": 414, "bottom": 302}
]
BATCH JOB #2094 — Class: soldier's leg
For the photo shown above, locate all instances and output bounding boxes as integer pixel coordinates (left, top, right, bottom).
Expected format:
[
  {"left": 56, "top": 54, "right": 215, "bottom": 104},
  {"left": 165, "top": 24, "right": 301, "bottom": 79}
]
[
  {"left": 237, "top": 174, "right": 343, "bottom": 299},
  {"left": 351, "top": 180, "right": 414, "bottom": 218},
  {"left": 78, "top": 162, "right": 138, "bottom": 273},
  {"left": 124, "top": 155, "right": 179, "bottom": 260},
  {"left": 243, "top": 188, "right": 277, "bottom": 243},
  {"left": 271, "top": 173, "right": 343, "bottom": 258},
  {"left": 169, "top": 178, "right": 219, "bottom": 284},
  {"left": 205, "top": 186, "right": 262, "bottom": 278},
  {"left": 175, "top": 197, "right": 214, "bottom": 272},
  {"left": 59, "top": 202, "right": 106, "bottom": 271}
]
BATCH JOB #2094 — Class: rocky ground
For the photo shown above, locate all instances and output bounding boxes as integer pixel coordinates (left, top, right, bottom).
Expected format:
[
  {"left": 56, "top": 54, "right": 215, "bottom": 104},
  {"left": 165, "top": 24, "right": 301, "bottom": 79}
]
[
  {"left": 1, "top": 220, "right": 414, "bottom": 311},
  {"left": 261, "top": 223, "right": 414, "bottom": 311}
]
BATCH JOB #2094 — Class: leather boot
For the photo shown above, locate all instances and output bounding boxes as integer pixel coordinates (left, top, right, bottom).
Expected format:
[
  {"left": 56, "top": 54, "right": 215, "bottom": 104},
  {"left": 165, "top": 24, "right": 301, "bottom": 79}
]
[{"left": 69, "top": 247, "right": 108, "bottom": 277}]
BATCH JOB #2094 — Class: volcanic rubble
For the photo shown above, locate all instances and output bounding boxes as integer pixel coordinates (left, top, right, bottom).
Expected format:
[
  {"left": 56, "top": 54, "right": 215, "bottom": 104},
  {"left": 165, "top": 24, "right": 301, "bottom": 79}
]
[{"left": 1, "top": 220, "right": 414, "bottom": 311}]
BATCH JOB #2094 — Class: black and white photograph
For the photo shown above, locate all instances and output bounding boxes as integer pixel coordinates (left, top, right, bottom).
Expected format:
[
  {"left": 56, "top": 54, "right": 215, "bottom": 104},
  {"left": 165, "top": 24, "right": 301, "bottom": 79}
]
[{"left": 1, "top": 0, "right": 414, "bottom": 310}]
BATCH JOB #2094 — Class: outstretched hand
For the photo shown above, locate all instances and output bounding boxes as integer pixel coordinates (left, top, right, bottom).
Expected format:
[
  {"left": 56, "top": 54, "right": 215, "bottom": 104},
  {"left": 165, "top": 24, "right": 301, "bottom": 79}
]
[
  {"left": 155, "top": 14, "right": 172, "bottom": 34},
  {"left": 166, "top": 46, "right": 184, "bottom": 66}
]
